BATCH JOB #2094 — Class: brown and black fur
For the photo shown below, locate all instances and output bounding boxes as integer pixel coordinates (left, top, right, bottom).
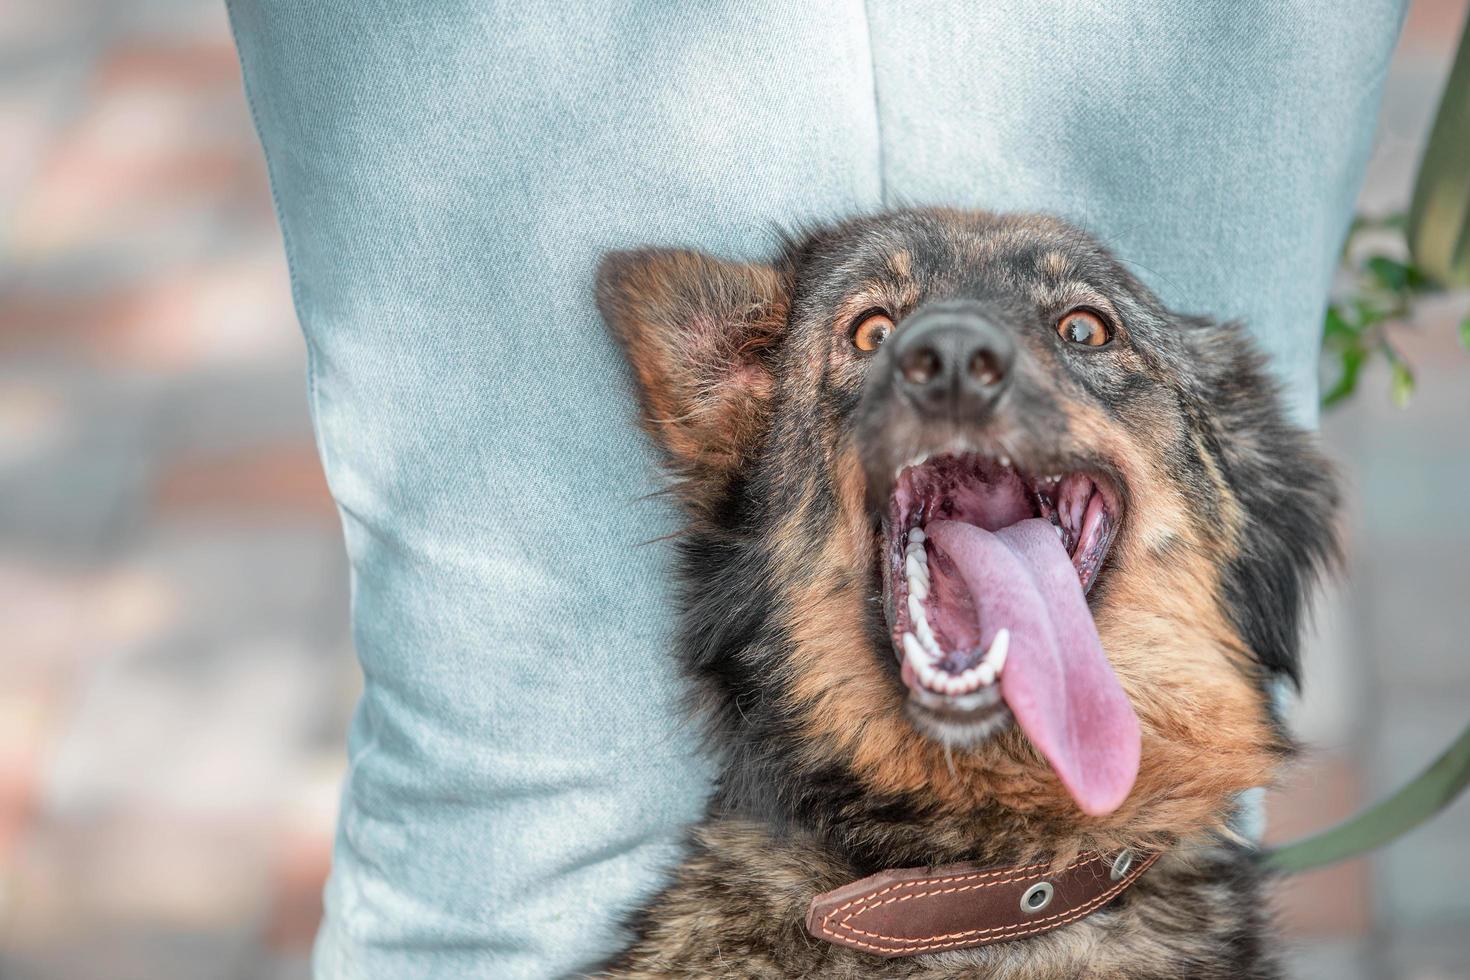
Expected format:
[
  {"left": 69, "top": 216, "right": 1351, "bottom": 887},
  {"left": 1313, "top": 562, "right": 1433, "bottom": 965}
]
[{"left": 593, "top": 209, "right": 1337, "bottom": 978}]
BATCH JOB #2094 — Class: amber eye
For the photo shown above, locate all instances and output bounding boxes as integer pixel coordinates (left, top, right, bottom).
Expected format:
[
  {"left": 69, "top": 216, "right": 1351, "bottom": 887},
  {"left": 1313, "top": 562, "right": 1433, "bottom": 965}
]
[
  {"left": 852, "top": 311, "right": 895, "bottom": 352},
  {"left": 1057, "top": 309, "right": 1112, "bottom": 347}
]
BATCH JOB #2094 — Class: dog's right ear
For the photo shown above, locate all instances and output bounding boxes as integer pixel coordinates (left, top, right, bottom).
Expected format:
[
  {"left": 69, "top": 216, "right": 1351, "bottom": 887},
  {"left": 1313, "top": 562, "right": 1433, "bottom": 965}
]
[{"left": 596, "top": 248, "right": 790, "bottom": 502}]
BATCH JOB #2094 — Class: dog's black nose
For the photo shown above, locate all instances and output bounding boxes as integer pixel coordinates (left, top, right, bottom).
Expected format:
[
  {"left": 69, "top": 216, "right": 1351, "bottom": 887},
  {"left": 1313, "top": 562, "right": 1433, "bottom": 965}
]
[{"left": 892, "top": 306, "right": 1013, "bottom": 417}]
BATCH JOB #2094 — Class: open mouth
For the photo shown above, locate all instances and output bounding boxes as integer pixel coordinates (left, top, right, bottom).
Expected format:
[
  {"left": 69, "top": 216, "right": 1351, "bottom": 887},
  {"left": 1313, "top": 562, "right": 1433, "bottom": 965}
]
[{"left": 879, "top": 450, "right": 1140, "bottom": 816}]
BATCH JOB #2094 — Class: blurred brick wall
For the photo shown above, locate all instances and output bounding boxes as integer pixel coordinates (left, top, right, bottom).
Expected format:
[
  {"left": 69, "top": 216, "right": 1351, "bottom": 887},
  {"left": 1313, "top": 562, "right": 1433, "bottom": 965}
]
[{"left": 3, "top": 3, "right": 352, "bottom": 978}]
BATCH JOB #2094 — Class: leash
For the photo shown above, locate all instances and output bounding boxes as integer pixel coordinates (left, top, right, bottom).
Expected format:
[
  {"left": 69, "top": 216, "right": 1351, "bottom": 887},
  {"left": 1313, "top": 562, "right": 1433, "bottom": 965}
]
[{"left": 1264, "top": 719, "right": 1470, "bottom": 874}]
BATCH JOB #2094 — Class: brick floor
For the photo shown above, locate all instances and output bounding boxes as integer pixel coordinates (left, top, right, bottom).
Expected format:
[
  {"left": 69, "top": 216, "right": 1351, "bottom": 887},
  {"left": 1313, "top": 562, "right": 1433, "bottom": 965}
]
[{"left": 2, "top": 0, "right": 1467, "bottom": 977}]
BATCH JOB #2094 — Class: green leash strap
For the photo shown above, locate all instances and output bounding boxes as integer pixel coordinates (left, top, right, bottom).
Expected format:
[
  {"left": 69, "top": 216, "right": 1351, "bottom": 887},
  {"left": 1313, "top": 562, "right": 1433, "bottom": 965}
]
[{"left": 1264, "top": 720, "right": 1470, "bottom": 874}]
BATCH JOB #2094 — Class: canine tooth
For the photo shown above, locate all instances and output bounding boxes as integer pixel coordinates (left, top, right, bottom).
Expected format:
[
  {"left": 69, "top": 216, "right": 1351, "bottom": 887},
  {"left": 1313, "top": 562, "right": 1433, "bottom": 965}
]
[
  {"left": 986, "top": 629, "right": 1010, "bottom": 673},
  {"left": 908, "top": 527, "right": 925, "bottom": 545},
  {"left": 976, "top": 662, "right": 997, "bottom": 686}
]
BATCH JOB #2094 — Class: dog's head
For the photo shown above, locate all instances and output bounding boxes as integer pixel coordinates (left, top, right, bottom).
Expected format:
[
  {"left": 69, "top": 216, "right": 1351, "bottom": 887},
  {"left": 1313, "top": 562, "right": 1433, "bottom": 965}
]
[{"left": 598, "top": 209, "right": 1337, "bottom": 859}]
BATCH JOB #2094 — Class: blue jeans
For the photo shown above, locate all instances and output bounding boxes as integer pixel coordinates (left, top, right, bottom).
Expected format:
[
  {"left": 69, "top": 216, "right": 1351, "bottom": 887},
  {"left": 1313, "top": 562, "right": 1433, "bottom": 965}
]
[{"left": 227, "top": 2, "right": 1404, "bottom": 976}]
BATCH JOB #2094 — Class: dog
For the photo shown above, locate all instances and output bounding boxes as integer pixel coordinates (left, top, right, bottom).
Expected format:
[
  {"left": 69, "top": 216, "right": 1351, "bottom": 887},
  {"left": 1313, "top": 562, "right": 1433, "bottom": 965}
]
[{"left": 594, "top": 209, "right": 1337, "bottom": 978}]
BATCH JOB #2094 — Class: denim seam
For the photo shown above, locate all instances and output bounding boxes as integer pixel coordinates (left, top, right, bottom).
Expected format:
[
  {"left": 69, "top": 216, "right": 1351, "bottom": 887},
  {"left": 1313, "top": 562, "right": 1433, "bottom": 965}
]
[{"left": 861, "top": 0, "right": 887, "bottom": 207}]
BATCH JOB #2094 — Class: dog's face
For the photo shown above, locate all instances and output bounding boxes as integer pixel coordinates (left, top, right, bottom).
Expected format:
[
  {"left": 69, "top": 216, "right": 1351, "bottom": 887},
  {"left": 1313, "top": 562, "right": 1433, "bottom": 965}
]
[{"left": 598, "top": 209, "right": 1336, "bottom": 856}]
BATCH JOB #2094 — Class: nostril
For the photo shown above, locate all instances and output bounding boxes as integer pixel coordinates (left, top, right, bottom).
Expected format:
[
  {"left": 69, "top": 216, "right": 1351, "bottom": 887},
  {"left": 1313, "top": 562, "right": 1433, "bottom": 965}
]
[
  {"left": 901, "top": 347, "right": 942, "bottom": 385},
  {"left": 968, "top": 348, "right": 1003, "bottom": 386}
]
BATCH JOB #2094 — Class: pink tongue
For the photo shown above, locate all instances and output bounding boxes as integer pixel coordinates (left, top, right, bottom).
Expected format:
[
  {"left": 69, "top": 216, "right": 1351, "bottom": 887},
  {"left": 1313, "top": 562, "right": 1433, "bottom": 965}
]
[{"left": 926, "top": 519, "right": 1140, "bottom": 816}]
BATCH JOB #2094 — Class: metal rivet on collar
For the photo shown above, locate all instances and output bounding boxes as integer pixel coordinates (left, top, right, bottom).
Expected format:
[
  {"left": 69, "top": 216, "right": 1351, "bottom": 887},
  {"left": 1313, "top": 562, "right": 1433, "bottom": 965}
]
[
  {"left": 1020, "top": 881, "right": 1054, "bottom": 914},
  {"left": 1110, "top": 849, "right": 1136, "bottom": 882}
]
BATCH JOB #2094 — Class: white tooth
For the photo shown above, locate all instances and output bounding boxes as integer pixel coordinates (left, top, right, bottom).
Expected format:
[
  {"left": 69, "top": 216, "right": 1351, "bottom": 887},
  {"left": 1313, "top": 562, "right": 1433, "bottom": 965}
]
[
  {"left": 906, "top": 541, "right": 926, "bottom": 562},
  {"left": 918, "top": 658, "right": 939, "bottom": 686},
  {"left": 909, "top": 573, "right": 928, "bottom": 601},
  {"left": 1054, "top": 523, "right": 1065, "bottom": 541},
  {"left": 998, "top": 454, "right": 1011, "bottom": 468},
  {"left": 899, "top": 590, "right": 923, "bottom": 628},
  {"left": 986, "top": 629, "right": 1010, "bottom": 673},
  {"left": 976, "top": 662, "right": 996, "bottom": 686},
  {"left": 903, "top": 632, "right": 927, "bottom": 663},
  {"left": 908, "top": 527, "right": 925, "bottom": 545},
  {"left": 915, "top": 617, "right": 942, "bottom": 657}
]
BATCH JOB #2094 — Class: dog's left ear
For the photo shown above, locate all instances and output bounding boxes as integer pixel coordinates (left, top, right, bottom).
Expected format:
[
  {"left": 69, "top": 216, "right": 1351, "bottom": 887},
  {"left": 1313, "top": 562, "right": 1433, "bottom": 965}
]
[
  {"left": 597, "top": 248, "right": 790, "bottom": 504},
  {"left": 1181, "top": 318, "right": 1341, "bottom": 687}
]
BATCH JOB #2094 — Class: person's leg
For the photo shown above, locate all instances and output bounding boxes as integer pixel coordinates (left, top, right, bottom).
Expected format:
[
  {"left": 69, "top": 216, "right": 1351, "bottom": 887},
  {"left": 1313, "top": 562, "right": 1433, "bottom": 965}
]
[
  {"left": 867, "top": 0, "right": 1407, "bottom": 424},
  {"left": 226, "top": 3, "right": 879, "bottom": 976}
]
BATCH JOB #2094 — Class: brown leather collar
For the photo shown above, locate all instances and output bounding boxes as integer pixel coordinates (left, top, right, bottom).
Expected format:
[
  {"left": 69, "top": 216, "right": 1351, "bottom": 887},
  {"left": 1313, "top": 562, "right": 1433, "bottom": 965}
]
[{"left": 806, "top": 849, "right": 1158, "bottom": 958}]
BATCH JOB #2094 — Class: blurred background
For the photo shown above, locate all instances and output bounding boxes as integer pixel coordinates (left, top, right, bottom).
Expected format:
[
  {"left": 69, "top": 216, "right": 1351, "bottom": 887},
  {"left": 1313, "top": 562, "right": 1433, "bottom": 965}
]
[{"left": 2, "top": 2, "right": 1467, "bottom": 978}]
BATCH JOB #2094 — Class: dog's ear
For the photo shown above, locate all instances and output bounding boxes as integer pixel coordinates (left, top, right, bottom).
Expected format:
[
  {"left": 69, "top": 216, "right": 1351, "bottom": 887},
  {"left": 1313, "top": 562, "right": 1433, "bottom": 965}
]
[
  {"left": 1180, "top": 318, "right": 1341, "bottom": 687},
  {"left": 597, "top": 248, "right": 790, "bottom": 501}
]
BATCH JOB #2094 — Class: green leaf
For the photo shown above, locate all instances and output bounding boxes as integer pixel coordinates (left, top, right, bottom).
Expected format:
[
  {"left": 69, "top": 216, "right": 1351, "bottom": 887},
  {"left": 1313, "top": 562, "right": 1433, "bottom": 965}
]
[
  {"left": 1390, "top": 360, "right": 1415, "bottom": 408},
  {"left": 1365, "top": 255, "right": 1413, "bottom": 293},
  {"left": 1321, "top": 345, "right": 1367, "bottom": 409},
  {"left": 1323, "top": 304, "right": 1357, "bottom": 345},
  {"left": 1352, "top": 297, "right": 1390, "bottom": 329},
  {"left": 1459, "top": 310, "right": 1470, "bottom": 350},
  {"left": 1380, "top": 339, "right": 1415, "bottom": 409}
]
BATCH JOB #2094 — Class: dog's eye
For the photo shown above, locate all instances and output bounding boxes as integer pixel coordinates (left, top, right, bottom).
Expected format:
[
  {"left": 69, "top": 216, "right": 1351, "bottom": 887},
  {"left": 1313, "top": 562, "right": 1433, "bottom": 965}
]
[
  {"left": 1057, "top": 309, "right": 1112, "bottom": 347},
  {"left": 852, "top": 311, "right": 895, "bottom": 353}
]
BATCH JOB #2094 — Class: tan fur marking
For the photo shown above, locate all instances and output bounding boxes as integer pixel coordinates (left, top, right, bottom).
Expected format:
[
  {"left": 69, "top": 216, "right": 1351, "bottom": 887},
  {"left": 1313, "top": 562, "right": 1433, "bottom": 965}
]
[
  {"left": 1031, "top": 280, "right": 1121, "bottom": 324},
  {"left": 1039, "top": 250, "right": 1070, "bottom": 278}
]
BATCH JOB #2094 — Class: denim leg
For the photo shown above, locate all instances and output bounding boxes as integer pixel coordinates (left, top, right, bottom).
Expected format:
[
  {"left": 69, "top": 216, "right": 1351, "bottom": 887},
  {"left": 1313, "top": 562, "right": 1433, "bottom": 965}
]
[{"left": 227, "top": 2, "right": 880, "bottom": 976}]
